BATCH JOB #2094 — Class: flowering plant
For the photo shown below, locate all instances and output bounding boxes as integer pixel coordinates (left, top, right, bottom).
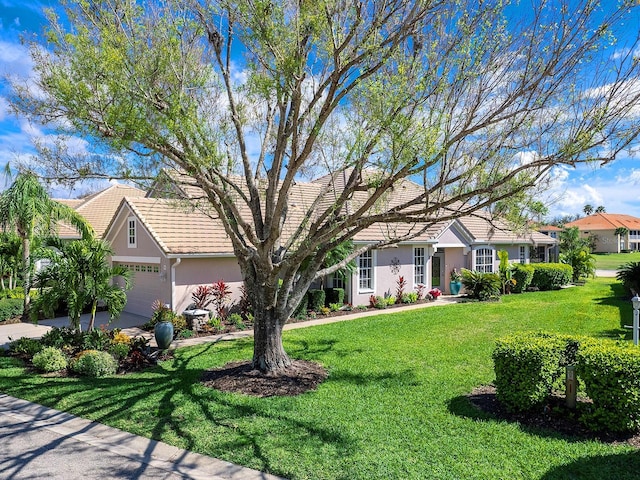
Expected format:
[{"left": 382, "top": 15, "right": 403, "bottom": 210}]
[{"left": 428, "top": 288, "right": 442, "bottom": 299}]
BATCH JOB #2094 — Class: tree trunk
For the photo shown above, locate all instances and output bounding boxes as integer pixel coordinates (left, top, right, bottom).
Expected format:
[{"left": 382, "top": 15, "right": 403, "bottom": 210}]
[
  {"left": 252, "top": 307, "right": 292, "bottom": 372},
  {"left": 88, "top": 300, "right": 97, "bottom": 331},
  {"left": 21, "top": 237, "right": 30, "bottom": 321}
]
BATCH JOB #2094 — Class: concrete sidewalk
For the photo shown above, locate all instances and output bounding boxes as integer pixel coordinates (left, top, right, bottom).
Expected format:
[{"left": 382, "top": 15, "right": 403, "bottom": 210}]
[{"left": 0, "top": 394, "right": 282, "bottom": 480}]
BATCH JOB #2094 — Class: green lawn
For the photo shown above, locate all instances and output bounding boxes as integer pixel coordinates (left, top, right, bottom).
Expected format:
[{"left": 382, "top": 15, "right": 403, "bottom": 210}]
[
  {"left": 593, "top": 251, "right": 640, "bottom": 270},
  {"left": 1, "top": 278, "right": 639, "bottom": 479}
]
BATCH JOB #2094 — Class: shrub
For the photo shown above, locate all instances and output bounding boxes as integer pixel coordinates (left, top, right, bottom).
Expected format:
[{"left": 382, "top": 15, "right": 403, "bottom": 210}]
[
  {"left": 208, "top": 316, "right": 222, "bottom": 331},
  {"left": 385, "top": 296, "right": 396, "bottom": 306},
  {"left": 401, "top": 292, "right": 418, "bottom": 303},
  {"left": 228, "top": 313, "right": 247, "bottom": 329},
  {"left": 70, "top": 350, "right": 117, "bottom": 377},
  {"left": 370, "top": 295, "right": 386, "bottom": 309},
  {"left": 308, "top": 289, "right": 326, "bottom": 311},
  {"left": 328, "top": 302, "right": 341, "bottom": 312},
  {"left": 171, "top": 315, "right": 187, "bottom": 334},
  {"left": 530, "top": 263, "right": 572, "bottom": 290},
  {"left": 325, "top": 288, "right": 345, "bottom": 306},
  {"left": 493, "top": 332, "right": 569, "bottom": 412},
  {"left": 320, "top": 306, "right": 331, "bottom": 315},
  {"left": 511, "top": 264, "right": 534, "bottom": 293},
  {"left": 617, "top": 261, "right": 640, "bottom": 295},
  {"left": 32, "top": 347, "right": 68, "bottom": 372},
  {"left": 461, "top": 269, "right": 501, "bottom": 300},
  {"left": 0, "top": 298, "right": 23, "bottom": 322},
  {"left": 9, "top": 337, "right": 43, "bottom": 358},
  {"left": 108, "top": 342, "right": 130, "bottom": 360},
  {"left": 82, "top": 328, "right": 112, "bottom": 351},
  {"left": 355, "top": 304, "right": 368, "bottom": 311},
  {"left": 112, "top": 331, "right": 131, "bottom": 345},
  {"left": 40, "top": 326, "right": 84, "bottom": 350},
  {"left": 577, "top": 341, "right": 640, "bottom": 432},
  {"left": 395, "top": 276, "right": 407, "bottom": 302},
  {"left": 177, "top": 329, "right": 195, "bottom": 339}
]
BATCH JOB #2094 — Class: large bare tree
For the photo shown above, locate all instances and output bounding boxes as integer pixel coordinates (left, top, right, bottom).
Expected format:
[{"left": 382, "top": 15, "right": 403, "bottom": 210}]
[{"left": 10, "top": 0, "right": 640, "bottom": 372}]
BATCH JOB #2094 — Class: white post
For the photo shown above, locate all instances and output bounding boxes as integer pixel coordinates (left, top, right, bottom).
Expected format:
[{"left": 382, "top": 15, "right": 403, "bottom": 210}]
[{"left": 633, "top": 295, "right": 640, "bottom": 346}]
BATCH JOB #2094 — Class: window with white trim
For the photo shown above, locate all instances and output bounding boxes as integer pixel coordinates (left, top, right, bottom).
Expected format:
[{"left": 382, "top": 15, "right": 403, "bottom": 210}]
[
  {"left": 519, "top": 246, "right": 526, "bottom": 264},
  {"left": 127, "top": 217, "right": 137, "bottom": 248},
  {"left": 475, "top": 248, "right": 494, "bottom": 273},
  {"left": 414, "top": 247, "right": 425, "bottom": 285},
  {"left": 358, "top": 250, "right": 374, "bottom": 292}
]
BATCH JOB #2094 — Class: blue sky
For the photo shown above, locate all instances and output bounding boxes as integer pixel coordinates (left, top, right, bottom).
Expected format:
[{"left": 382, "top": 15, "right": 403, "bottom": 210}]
[{"left": 1, "top": 0, "right": 639, "bottom": 219}]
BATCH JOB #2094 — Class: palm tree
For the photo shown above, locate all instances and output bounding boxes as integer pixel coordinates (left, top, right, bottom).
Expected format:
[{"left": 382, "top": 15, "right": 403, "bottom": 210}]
[
  {"left": 0, "top": 232, "right": 21, "bottom": 290},
  {"left": 615, "top": 227, "right": 629, "bottom": 253},
  {"left": 0, "top": 172, "right": 94, "bottom": 319},
  {"left": 583, "top": 204, "right": 594, "bottom": 216},
  {"left": 33, "top": 237, "right": 131, "bottom": 331},
  {"left": 595, "top": 205, "right": 606, "bottom": 213}
]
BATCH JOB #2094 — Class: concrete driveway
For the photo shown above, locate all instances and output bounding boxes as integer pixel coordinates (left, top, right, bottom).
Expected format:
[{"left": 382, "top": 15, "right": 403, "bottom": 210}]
[{"left": 0, "top": 311, "right": 147, "bottom": 350}]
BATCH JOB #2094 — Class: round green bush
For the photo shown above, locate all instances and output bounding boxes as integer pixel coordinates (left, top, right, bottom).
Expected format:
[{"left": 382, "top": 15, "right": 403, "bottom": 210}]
[
  {"left": 32, "top": 347, "right": 67, "bottom": 372},
  {"left": 71, "top": 350, "right": 118, "bottom": 377}
]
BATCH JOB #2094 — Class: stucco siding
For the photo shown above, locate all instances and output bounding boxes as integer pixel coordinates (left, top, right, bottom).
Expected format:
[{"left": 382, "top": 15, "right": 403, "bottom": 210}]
[{"left": 172, "top": 257, "right": 244, "bottom": 314}]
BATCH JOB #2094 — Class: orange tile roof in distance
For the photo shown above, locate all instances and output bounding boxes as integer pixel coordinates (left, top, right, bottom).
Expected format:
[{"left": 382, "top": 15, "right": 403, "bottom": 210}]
[{"left": 566, "top": 213, "right": 640, "bottom": 231}]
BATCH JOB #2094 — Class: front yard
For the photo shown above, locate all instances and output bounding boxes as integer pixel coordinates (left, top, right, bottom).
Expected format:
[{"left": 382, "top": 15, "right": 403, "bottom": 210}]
[{"left": 1, "top": 278, "right": 639, "bottom": 479}]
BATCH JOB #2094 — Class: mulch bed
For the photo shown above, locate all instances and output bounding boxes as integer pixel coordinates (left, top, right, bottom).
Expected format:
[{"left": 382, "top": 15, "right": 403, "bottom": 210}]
[
  {"left": 201, "top": 359, "right": 328, "bottom": 397},
  {"left": 468, "top": 385, "right": 640, "bottom": 447}
]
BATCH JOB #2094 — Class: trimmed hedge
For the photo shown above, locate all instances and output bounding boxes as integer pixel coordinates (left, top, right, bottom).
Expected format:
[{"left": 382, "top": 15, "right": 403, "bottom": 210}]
[
  {"left": 308, "top": 289, "right": 326, "bottom": 312},
  {"left": 493, "top": 332, "right": 569, "bottom": 412},
  {"left": 493, "top": 332, "right": 640, "bottom": 432},
  {"left": 577, "top": 341, "right": 640, "bottom": 432},
  {"left": 530, "top": 263, "right": 572, "bottom": 290},
  {"left": 511, "top": 264, "right": 534, "bottom": 293},
  {"left": 325, "top": 288, "right": 345, "bottom": 306},
  {"left": 0, "top": 298, "right": 23, "bottom": 322}
]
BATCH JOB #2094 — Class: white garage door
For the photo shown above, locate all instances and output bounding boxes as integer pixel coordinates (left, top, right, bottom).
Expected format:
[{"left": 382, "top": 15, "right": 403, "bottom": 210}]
[{"left": 116, "top": 263, "right": 164, "bottom": 318}]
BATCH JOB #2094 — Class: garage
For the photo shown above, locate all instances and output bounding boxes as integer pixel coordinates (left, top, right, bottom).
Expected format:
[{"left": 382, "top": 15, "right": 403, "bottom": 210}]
[{"left": 115, "top": 262, "right": 165, "bottom": 318}]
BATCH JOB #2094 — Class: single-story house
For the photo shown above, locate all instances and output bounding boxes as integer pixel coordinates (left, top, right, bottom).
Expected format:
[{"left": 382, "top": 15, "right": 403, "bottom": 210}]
[
  {"left": 565, "top": 213, "right": 640, "bottom": 253},
  {"left": 93, "top": 172, "right": 556, "bottom": 317}
]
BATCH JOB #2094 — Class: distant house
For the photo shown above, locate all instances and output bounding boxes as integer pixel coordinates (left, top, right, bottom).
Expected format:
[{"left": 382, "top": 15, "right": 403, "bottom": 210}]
[
  {"left": 565, "top": 213, "right": 640, "bottom": 253},
  {"left": 537, "top": 225, "right": 562, "bottom": 262},
  {"left": 57, "top": 174, "right": 557, "bottom": 317}
]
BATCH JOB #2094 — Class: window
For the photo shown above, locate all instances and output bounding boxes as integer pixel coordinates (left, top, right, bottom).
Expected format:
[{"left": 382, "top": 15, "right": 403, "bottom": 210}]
[
  {"left": 332, "top": 274, "right": 345, "bottom": 289},
  {"left": 414, "top": 247, "right": 425, "bottom": 285},
  {"left": 358, "top": 250, "right": 374, "bottom": 292},
  {"left": 519, "top": 246, "right": 526, "bottom": 264},
  {"left": 475, "top": 248, "right": 494, "bottom": 273},
  {"left": 127, "top": 217, "right": 137, "bottom": 248}
]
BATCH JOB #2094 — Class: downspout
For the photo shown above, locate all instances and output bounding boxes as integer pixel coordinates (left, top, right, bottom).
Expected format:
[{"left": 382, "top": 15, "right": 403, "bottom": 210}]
[{"left": 171, "top": 257, "right": 181, "bottom": 312}]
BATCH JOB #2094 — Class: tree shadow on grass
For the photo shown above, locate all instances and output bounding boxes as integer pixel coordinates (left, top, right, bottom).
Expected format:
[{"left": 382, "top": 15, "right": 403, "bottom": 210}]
[
  {"left": 447, "top": 391, "right": 639, "bottom": 448},
  {"left": 541, "top": 452, "right": 640, "bottom": 480},
  {"left": 0, "top": 339, "right": 356, "bottom": 479}
]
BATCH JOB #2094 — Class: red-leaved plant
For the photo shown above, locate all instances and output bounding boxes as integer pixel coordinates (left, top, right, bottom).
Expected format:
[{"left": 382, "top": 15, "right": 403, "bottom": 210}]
[
  {"left": 396, "top": 276, "right": 407, "bottom": 303},
  {"left": 211, "top": 279, "right": 232, "bottom": 320}
]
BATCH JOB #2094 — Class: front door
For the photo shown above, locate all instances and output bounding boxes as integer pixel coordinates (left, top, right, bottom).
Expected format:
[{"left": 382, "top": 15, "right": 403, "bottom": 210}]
[{"left": 432, "top": 253, "right": 444, "bottom": 289}]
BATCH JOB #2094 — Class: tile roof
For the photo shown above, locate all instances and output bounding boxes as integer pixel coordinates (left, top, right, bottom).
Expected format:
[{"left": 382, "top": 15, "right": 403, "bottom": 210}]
[
  {"left": 457, "top": 214, "right": 556, "bottom": 245},
  {"left": 113, "top": 169, "right": 555, "bottom": 254},
  {"left": 55, "top": 183, "right": 147, "bottom": 238},
  {"left": 565, "top": 213, "right": 640, "bottom": 231}
]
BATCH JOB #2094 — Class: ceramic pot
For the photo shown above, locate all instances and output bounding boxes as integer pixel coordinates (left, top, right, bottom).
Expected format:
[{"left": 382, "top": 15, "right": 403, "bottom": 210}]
[
  {"left": 154, "top": 321, "right": 174, "bottom": 349},
  {"left": 449, "top": 281, "right": 462, "bottom": 295}
]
